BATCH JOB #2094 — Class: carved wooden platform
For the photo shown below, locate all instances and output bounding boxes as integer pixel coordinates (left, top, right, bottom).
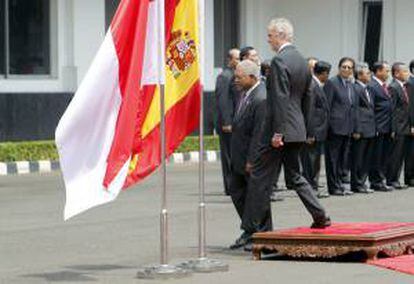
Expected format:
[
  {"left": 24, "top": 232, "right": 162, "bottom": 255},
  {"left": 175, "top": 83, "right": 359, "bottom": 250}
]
[{"left": 252, "top": 223, "right": 414, "bottom": 261}]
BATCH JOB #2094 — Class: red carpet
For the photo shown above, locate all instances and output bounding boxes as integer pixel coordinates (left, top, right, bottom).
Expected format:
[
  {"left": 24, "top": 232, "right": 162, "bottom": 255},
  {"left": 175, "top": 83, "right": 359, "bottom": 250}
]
[
  {"left": 275, "top": 222, "right": 414, "bottom": 236},
  {"left": 369, "top": 255, "right": 414, "bottom": 275}
]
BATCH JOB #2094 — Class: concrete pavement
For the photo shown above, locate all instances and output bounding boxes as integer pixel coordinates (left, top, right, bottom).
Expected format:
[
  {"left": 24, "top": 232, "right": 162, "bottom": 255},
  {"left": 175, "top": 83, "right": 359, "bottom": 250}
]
[{"left": 1, "top": 163, "right": 413, "bottom": 283}]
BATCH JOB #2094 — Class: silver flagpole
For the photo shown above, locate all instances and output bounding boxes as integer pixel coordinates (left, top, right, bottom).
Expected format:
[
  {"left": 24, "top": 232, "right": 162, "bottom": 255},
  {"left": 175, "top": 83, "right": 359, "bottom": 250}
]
[
  {"left": 178, "top": 88, "right": 229, "bottom": 273},
  {"left": 137, "top": 0, "right": 190, "bottom": 279}
]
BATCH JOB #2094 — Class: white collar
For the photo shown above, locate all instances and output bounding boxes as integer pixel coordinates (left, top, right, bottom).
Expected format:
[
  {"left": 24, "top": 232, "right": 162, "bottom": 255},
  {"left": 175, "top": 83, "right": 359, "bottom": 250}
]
[
  {"left": 245, "top": 81, "right": 260, "bottom": 98},
  {"left": 373, "top": 76, "right": 385, "bottom": 86},
  {"left": 356, "top": 80, "right": 366, "bottom": 88},
  {"left": 312, "top": 75, "right": 323, "bottom": 87},
  {"left": 395, "top": 79, "right": 405, "bottom": 89},
  {"left": 277, "top": 42, "right": 292, "bottom": 53}
]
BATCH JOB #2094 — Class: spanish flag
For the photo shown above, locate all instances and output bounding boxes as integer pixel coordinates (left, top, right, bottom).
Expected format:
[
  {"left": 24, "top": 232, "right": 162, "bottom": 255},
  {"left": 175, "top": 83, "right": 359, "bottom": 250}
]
[{"left": 55, "top": 0, "right": 203, "bottom": 220}]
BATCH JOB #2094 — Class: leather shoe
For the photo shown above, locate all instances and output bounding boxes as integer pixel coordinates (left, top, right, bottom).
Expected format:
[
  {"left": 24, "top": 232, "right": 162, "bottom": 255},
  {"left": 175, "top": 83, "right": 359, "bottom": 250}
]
[
  {"left": 388, "top": 183, "right": 407, "bottom": 190},
  {"left": 343, "top": 190, "right": 354, "bottom": 196},
  {"left": 371, "top": 184, "right": 393, "bottom": 192},
  {"left": 352, "top": 188, "right": 374, "bottom": 194},
  {"left": 317, "top": 191, "right": 330, "bottom": 199},
  {"left": 270, "top": 192, "right": 284, "bottom": 202},
  {"left": 311, "top": 216, "right": 332, "bottom": 229},
  {"left": 330, "top": 190, "right": 345, "bottom": 196},
  {"left": 243, "top": 242, "right": 253, "bottom": 252},
  {"left": 229, "top": 232, "right": 252, "bottom": 250}
]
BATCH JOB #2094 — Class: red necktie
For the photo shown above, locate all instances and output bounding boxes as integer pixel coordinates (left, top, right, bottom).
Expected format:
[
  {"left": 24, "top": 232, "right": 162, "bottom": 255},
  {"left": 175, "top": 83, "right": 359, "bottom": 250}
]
[
  {"left": 382, "top": 83, "right": 390, "bottom": 97},
  {"left": 403, "top": 84, "right": 409, "bottom": 104}
]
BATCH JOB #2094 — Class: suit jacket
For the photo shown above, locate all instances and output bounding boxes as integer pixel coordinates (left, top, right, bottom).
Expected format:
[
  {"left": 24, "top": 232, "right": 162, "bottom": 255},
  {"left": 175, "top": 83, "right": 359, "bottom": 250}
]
[
  {"left": 264, "top": 45, "right": 313, "bottom": 143},
  {"left": 307, "top": 78, "right": 329, "bottom": 141},
  {"left": 367, "top": 78, "right": 392, "bottom": 134},
  {"left": 353, "top": 82, "right": 376, "bottom": 138},
  {"left": 231, "top": 82, "right": 267, "bottom": 175},
  {"left": 215, "top": 67, "right": 239, "bottom": 130},
  {"left": 388, "top": 79, "right": 410, "bottom": 135},
  {"left": 407, "top": 75, "right": 414, "bottom": 127},
  {"left": 324, "top": 75, "right": 355, "bottom": 136}
]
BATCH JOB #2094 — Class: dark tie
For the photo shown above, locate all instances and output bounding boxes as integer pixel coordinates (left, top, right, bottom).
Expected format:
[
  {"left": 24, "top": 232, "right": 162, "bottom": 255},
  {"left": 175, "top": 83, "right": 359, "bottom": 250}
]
[
  {"left": 236, "top": 93, "right": 247, "bottom": 116},
  {"left": 403, "top": 84, "right": 410, "bottom": 104},
  {"left": 345, "top": 81, "right": 352, "bottom": 104},
  {"left": 382, "top": 83, "right": 390, "bottom": 97}
]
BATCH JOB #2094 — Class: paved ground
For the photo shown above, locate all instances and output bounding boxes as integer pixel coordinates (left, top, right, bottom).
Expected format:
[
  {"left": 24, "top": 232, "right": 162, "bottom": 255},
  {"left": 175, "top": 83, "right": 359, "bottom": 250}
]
[{"left": 1, "top": 163, "right": 413, "bottom": 284}]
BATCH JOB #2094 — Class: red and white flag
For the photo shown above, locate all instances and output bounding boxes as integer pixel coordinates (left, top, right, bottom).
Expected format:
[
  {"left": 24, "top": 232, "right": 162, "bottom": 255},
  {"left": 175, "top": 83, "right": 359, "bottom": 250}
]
[{"left": 56, "top": 0, "right": 202, "bottom": 220}]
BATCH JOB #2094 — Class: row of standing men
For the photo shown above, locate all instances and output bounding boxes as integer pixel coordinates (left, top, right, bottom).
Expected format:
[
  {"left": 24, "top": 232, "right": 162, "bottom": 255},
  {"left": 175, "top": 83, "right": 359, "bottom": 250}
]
[{"left": 215, "top": 18, "right": 414, "bottom": 250}]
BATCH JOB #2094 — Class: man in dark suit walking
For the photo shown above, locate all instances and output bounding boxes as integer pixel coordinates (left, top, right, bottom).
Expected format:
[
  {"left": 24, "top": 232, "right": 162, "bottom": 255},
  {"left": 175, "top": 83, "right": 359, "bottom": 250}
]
[
  {"left": 300, "top": 61, "right": 331, "bottom": 198},
  {"left": 386, "top": 63, "right": 411, "bottom": 189},
  {"left": 241, "top": 18, "right": 331, "bottom": 240},
  {"left": 228, "top": 60, "right": 267, "bottom": 249},
  {"left": 351, "top": 63, "right": 376, "bottom": 193},
  {"left": 368, "top": 61, "right": 393, "bottom": 191},
  {"left": 215, "top": 48, "right": 240, "bottom": 195},
  {"left": 404, "top": 60, "right": 414, "bottom": 187},
  {"left": 324, "top": 57, "right": 356, "bottom": 196}
]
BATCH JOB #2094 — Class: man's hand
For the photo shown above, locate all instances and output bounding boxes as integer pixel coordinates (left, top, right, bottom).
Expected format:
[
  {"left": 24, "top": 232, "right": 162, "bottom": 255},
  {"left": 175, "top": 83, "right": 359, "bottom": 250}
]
[
  {"left": 245, "top": 162, "right": 253, "bottom": 174},
  {"left": 306, "top": 137, "right": 316, "bottom": 145},
  {"left": 411, "top": 127, "right": 414, "bottom": 136},
  {"left": 352, "top": 133, "right": 361, "bottom": 140},
  {"left": 391, "top": 132, "right": 396, "bottom": 139},
  {"left": 222, "top": 125, "right": 232, "bottom": 133},
  {"left": 271, "top": 133, "right": 284, "bottom": 148}
]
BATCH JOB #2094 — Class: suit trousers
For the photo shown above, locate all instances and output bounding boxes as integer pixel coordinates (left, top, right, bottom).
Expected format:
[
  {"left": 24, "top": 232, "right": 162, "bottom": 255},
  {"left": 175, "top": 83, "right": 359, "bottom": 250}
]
[
  {"left": 351, "top": 137, "right": 374, "bottom": 190},
  {"left": 229, "top": 171, "right": 249, "bottom": 220},
  {"left": 241, "top": 142, "right": 327, "bottom": 234},
  {"left": 369, "top": 133, "right": 391, "bottom": 187},
  {"left": 300, "top": 141, "right": 323, "bottom": 190},
  {"left": 404, "top": 136, "right": 414, "bottom": 185},
  {"left": 325, "top": 134, "right": 351, "bottom": 193},
  {"left": 218, "top": 131, "right": 232, "bottom": 194},
  {"left": 339, "top": 138, "right": 351, "bottom": 183},
  {"left": 386, "top": 135, "right": 408, "bottom": 185}
]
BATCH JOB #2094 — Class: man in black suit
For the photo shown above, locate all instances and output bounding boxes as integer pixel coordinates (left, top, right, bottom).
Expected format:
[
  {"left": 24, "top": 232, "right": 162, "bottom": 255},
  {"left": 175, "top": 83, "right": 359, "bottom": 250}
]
[
  {"left": 386, "top": 63, "right": 411, "bottom": 190},
  {"left": 215, "top": 48, "right": 240, "bottom": 195},
  {"left": 351, "top": 63, "right": 375, "bottom": 194},
  {"left": 367, "top": 61, "right": 393, "bottom": 191},
  {"left": 240, "top": 46, "right": 261, "bottom": 67},
  {"left": 324, "top": 57, "right": 356, "bottom": 196},
  {"left": 404, "top": 60, "right": 414, "bottom": 187},
  {"left": 241, "top": 18, "right": 331, "bottom": 239},
  {"left": 300, "top": 61, "right": 331, "bottom": 198},
  {"left": 228, "top": 60, "right": 267, "bottom": 249}
]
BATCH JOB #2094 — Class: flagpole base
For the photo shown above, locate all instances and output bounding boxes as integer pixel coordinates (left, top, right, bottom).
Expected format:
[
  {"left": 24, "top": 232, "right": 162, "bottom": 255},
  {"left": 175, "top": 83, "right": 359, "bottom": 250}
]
[
  {"left": 178, "top": 257, "right": 229, "bottom": 273},
  {"left": 136, "top": 264, "right": 191, "bottom": 280}
]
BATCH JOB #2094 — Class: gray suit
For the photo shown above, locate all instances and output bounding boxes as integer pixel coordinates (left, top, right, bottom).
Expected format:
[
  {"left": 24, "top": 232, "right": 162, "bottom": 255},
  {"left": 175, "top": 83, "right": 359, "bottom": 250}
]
[
  {"left": 241, "top": 45, "right": 328, "bottom": 234},
  {"left": 230, "top": 82, "right": 267, "bottom": 223},
  {"left": 215, "top": 67, "right": 239, "bottom": 194}
]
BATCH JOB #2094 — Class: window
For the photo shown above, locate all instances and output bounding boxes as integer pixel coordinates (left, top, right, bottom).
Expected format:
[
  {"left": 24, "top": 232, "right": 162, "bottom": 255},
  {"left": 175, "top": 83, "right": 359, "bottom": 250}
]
[
  {"left": 0, "top": 0, "right": 5, "bottom": 74},
  {"left": 105, "top": 0, "right": 120, "bottom": 31},
  {"left": 214, "top": 0, "right": 239, "bottom": 68},
  {"left": 1, "top": 0, "right": 50, "bottom": 76},
  {"left": 361, "top": 1, "right": 383, "bottom": 67}
]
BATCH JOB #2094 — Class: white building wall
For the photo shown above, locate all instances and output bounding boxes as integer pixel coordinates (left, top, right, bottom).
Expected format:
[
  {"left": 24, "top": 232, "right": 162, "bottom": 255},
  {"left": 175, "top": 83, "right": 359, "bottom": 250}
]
[{"left": 240, "top": 0, "right": 413, "bottom": 70}]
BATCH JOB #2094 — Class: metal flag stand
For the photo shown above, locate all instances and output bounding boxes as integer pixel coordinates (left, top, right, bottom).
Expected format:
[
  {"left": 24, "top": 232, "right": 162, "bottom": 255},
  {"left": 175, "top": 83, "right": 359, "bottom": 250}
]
[
  {"left": 137, "top": 0, "right": 191, "bottom": 279},
  {"left": 178, "top": 87, "right": 229, "bottom": 273},
  {"left": 137, "top": 85, "right": 191, "bottom": 280}
]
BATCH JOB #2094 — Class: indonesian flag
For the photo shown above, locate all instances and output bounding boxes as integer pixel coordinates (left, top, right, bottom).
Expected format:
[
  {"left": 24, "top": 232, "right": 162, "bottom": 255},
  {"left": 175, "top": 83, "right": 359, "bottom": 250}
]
[{"left": 55, "top": 0, "right": 203, "bottom": 220}]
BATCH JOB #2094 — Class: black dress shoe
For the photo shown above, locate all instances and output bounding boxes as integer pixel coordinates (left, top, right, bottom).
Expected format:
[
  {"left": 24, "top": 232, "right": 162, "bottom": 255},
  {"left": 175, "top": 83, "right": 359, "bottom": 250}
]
[
  {"left": 229, "top": 232, "right": 252, "bottom": 250},
  {"left": 352, "top": 188, "right": 374, "bottom": 194},
  {"left": 343, "top": 190, "right": 354, "bottom": 196},
  {"left": 243, "top": 242, "right": 253, "bottom": 252},
  {"left": 270, "top": 192, "right": 284, "bottom": 202},
  {"left": 311, "top": 216, "right": 332, "bottom": 229},
  {"left": 388, "top": 183, "right": 407, "bottom": 190},
  {"left": 371, "top": 184, "right": 393, "bottom": 192},
  {"left": 330, "top": 190, "right": 344, "bottom": 196},
  {"left": 317, "top": 191, "right": 330, "bottom": 199}
]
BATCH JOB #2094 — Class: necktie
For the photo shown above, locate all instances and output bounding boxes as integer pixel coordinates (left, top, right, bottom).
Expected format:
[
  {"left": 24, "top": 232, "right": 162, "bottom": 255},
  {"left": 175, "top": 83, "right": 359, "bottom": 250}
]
[
  {"left": 403, "top": 84, "right": 409, "bottom": 104},
  {"left": 365, "top": 88, "right": 371, "bottom": 103},
  {"left": 346, "top": 81, "right": 352, "bottom": 104},
  {"left": 382, "top": 83, "right": 390, "bottom": 97},
  {"left": 237, "top": 93, "right": 247, "bottom": 116}
]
